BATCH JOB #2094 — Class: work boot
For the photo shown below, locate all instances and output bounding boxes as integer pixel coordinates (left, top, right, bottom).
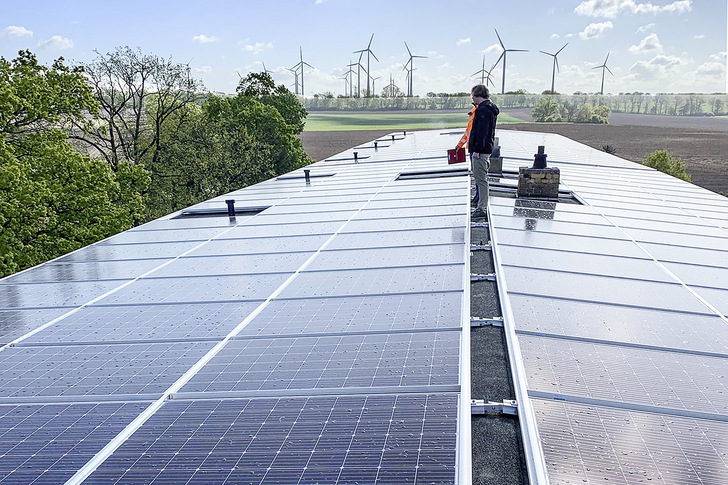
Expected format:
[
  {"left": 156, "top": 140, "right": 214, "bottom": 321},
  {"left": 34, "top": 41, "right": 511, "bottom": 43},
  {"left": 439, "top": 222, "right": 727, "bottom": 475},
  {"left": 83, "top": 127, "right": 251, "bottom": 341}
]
[{"left": 472, "top": 208, "right": 486, "bottom": 219}]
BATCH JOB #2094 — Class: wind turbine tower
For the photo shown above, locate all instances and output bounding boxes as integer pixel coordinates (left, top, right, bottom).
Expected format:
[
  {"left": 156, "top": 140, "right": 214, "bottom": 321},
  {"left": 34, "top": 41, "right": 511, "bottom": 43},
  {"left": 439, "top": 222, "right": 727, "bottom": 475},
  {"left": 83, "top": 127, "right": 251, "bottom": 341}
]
[
  {"left": 291, "top": 47, "right": 314, "bottom": 97},
  {"left": 539, "top": 43, "right": 568, "bottom": 93},
  {"left": 593, "top": 53, "right": 613, "bottom": 95},
  {"left": 403, "top": 41, "right": 426, "bottom": 97},
  {"left": 491, "top": 29, "right": 528, "bottom": 94},
  {"left": 354, "top": 34, "right": 378, "bottom": 96},
  {"left": 471, "top": 55, "right": 494, "bottom": 87}
]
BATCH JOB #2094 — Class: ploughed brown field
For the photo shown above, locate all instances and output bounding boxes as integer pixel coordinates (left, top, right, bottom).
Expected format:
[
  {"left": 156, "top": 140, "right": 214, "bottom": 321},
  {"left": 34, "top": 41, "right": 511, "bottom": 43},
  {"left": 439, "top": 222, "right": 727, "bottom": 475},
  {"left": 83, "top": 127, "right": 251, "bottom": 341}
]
[{"left": 299, "top": 109, "right": 728, "bottom": 195}]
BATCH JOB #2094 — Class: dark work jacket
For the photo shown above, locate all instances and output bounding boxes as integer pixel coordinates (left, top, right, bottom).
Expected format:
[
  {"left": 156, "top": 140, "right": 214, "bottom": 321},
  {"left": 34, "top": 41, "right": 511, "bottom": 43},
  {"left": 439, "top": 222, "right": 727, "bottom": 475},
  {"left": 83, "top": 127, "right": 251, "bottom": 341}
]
[{"left": 468, "top": 99, "right": 499, "bottom": 154}]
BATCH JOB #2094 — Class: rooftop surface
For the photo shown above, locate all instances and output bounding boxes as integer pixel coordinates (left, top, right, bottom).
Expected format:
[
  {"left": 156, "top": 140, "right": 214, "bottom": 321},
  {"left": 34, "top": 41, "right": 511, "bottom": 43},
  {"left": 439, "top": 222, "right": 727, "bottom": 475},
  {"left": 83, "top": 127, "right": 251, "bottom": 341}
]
[{"left": 1, "top": 128, "right": 727, "bottom": 484}]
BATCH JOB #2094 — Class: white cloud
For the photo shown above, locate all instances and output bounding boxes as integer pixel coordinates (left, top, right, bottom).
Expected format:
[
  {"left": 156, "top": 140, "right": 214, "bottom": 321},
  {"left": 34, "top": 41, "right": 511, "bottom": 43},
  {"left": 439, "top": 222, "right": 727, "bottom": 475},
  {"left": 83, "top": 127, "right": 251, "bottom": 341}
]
[
  {"left": 193, "top": 66, "right": 213, "bottom": 73},
  {"left": 2, "top": 25, "right": 33, "bottom": 38},
  {"left": 694, "top": 34, "right": 705, "bottom": 39},
  {"left": 630, "top": 54, "right": 684, "bottom": 80},
  {"left": 637, "top": 23, "right": 655, "bottom": 33},
  {"left": 456, "top": 38, "right": 471, "bottom": 46},
  {"left": 37, "top": 35, "right": 73, "bottom": 50},
  {"left": 483, "top": 43, "right": 502, "bottom": 55},
  {"left": 551, "top": 33, "right": 561, "bottom": 39},
  {"left": 575, "top": 0, "right": 692, "bottom": 18},
  {"left": 629, "top": 33, "right": 663, "bottom": 54},
  {"left": 579, "top": 21, "right": 614, "bottom": 39},
  {"left": 193, "top": 34, "right": 218, "bottom": 44},
  {"left": 696, "top": 61, "right": 724, "bottom": 78},
  {"left": 239, "top": 41, "right": 273, "bottom": 54},
  {"left": 709, "top": 51, "right": 726, "bottom": 62}
]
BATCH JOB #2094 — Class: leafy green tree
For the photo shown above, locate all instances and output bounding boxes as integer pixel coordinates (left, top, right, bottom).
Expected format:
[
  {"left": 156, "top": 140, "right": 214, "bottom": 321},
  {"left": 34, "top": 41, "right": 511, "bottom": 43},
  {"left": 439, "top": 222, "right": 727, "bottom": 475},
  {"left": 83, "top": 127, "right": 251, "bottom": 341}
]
[
  {"left": 532, "top": 97, "right": 564, "bottom": 122},
  {"left": 0, "top": 51, "right": 148, "bottom": 277},
  {"left": 236, "top": 72, "right": 308, "bottom": 134},
  {"left": 144, "top": 85, "right": 311, "bottom": 220},
  {"left": 643, "top": 150, "right": 691, "bottom": 182}
]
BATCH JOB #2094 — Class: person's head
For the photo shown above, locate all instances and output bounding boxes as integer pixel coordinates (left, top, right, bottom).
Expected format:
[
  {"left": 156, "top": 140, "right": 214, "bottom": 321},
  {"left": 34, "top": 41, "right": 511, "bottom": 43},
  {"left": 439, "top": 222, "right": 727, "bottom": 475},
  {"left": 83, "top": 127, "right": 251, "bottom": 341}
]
[{"left": 471, "top": 84, "right": 489, "bottom": 101}]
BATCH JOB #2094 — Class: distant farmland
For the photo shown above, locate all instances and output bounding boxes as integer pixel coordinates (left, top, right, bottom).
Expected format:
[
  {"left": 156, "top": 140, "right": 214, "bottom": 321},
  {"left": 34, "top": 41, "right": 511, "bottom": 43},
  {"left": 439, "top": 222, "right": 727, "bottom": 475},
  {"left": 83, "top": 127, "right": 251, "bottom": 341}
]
[{"left": 304, "top": 111, "right": 525, "bottom": 131}]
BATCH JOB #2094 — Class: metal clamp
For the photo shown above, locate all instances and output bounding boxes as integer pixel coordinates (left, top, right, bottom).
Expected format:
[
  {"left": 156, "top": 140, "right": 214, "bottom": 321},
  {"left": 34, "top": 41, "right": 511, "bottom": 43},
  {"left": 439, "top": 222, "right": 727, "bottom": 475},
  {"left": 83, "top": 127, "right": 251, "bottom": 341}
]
[
  {"left": 470, "top": 317, "right": 504, "bottom": 328},
  {"left": 470, "top": 273, "right": 496, "bottom": 282},
  {"left": 471, "top": 399, "right": 518, "bottom": 416},
  {"left": 470, "top": 243, "right": 492, "bottom": 251}
]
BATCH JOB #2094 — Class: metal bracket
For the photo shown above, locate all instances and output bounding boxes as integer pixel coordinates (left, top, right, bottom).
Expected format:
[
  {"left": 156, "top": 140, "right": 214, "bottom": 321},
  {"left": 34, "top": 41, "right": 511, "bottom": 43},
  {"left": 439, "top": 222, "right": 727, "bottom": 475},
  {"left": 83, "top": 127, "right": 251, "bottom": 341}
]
[
  {"left": 471, "top": 399, "right": 518, "bottom": 416},
  {"left": 470, "top": 273, "right": 496, "bottom": 282},
  {"left": 470, "top": 317, "right": 504, "bottom": 328},
  {"left": 470, "top": 244, "right": 492, "bottom": 251},
  {"left": 471, "top": 222, "right": 489, "bottom": 228}
]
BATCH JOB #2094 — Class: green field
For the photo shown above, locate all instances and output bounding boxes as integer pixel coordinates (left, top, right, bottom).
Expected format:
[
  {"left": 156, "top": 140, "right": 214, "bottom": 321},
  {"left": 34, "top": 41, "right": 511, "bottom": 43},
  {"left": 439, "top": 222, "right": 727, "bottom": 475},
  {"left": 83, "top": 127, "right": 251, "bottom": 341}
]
[{"left": 303, "top": 112, "right": 526, "bottom": 131}]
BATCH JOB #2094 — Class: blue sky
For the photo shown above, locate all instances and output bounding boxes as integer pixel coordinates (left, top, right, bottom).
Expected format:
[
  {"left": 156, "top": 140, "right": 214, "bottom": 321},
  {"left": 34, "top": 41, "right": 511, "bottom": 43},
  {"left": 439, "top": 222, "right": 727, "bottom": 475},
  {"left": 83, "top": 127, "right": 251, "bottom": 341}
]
[{"left": 1, "top": 0, "right": 726, "bottom": 96}]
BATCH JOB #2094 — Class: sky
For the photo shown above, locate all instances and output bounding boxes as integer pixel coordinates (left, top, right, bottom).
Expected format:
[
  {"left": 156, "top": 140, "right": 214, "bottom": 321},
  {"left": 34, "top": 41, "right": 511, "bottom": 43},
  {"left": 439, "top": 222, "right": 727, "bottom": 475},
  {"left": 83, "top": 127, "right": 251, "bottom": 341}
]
[{"left": 1, "top": 0, "right": 726, "bottom": 96}]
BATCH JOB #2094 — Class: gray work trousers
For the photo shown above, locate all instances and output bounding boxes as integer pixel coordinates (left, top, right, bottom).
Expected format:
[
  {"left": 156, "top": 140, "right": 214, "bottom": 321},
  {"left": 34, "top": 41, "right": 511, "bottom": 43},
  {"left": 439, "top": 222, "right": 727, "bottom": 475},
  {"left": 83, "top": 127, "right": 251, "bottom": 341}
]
[{"left": 471, "top": 153, "right": 490, "bottom": 210}]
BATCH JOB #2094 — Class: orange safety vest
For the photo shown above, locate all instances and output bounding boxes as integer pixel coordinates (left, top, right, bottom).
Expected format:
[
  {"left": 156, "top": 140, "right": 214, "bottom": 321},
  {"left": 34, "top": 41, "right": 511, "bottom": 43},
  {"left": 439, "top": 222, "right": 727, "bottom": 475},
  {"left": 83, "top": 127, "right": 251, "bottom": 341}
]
[{"left": 456, "top": 103, "right": 478, "bottom": 148}]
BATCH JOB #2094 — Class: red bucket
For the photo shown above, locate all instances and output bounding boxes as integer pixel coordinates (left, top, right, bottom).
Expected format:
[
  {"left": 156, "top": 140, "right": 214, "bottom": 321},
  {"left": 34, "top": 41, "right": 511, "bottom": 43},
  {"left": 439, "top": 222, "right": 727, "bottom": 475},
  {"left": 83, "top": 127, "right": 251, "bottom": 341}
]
[{"left": 447, "top": 147, "right": 466, "bottom": 164}]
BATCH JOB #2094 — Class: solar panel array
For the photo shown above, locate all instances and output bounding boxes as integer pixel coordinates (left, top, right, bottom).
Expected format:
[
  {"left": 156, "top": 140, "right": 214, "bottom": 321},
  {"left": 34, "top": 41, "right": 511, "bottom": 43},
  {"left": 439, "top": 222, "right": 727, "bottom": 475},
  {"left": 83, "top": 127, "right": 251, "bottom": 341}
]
[
  {"left": 3, "top": 124, "right": 728, "bottom": 484},
  {"left": 490, "top": 129, "right": 728, "bottom": 484},
  {"left": 0, "top": 131, "right": 470, "bottom": 484}
]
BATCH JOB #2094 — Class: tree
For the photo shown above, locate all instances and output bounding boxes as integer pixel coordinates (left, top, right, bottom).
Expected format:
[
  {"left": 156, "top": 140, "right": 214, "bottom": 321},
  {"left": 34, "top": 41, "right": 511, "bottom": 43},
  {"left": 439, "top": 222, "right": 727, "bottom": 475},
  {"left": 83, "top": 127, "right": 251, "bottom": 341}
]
[
  {"left": 144, "top": 85, "right": 312, "bottom": 220},
  {"left": 532, "top": 97, "right": 564, "bottom": 122},
  {"left": 69, "top": 46, "right": 203, "bottom": 170},
  {"left": 0, "top": 51, "right": 148, "bottom": 277},
  {"left": 643, "top": 150, "right": 691, "bottom": 182},
  {"left": 236, "top": 72, "right": 308, "bottom": 134}
]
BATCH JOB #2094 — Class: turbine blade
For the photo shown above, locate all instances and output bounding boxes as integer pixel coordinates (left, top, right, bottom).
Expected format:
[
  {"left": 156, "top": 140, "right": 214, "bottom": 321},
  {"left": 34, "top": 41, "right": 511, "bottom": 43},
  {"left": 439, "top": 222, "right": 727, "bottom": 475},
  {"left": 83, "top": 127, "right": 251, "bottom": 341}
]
[
  {"left": 370, "top": 51, "right": 379, "bottom": 62},
  {"left": 555, "top": 57, "right": 560, "bottom": 72},
  {"left": 556, "top": 43, "right": 568, "bottom": 55},
  {"left": 404, "top": 41, "right": 412, "bottom": 57},
  {"left": 539, "top": 50, "right": 552, "bottom": 56},
  {"left": 606, "top": 66, "right": 614, "bottom": 75},
  {"left": 494, "top": 28, "right": 505, "bottom": 49}
]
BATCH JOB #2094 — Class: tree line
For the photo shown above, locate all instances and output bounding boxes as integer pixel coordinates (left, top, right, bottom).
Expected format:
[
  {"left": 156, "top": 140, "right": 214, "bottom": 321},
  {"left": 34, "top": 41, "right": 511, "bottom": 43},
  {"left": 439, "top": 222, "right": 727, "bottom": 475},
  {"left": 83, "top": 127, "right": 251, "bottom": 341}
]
[
  {"left": 303, "top": 92, "right": 728, "bottom": 115},
  {"left": 1, "top": 48, "right": 311, "bottom": 277}
]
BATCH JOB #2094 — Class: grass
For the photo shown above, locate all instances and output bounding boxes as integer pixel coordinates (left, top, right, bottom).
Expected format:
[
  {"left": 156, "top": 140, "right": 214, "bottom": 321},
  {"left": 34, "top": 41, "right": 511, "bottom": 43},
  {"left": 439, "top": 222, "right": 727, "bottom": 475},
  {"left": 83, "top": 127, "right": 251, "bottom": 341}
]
[{"left": 303, "top": 112, "right": 527, "bottom": 131}]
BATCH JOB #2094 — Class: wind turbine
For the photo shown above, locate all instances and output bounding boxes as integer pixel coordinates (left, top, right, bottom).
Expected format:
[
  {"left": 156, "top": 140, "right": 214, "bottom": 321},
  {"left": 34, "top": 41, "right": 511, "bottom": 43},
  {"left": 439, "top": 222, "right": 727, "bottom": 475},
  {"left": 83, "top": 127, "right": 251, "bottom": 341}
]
[
  {"left": 354, "top": 34, "right": 378, "bottom": 96},
  {"left": 291, "top": 47, "right": 314, "bottom": 96},
  {"left": 471, "top": 55, "right": 494, "bottom": 87},
  {"left": 349, "top": 55, "right": 366, "bottom": 97},
  {"left": 343, "top": 61, "right": 356, "bottom": 97},
  {"left": 593, "top": 52, "right": 613, "bottom": 95},
  {"left": 260, "top": 61, "right": 274, "bottom": 76},
  {"left": 403, "top": 41, "right": 426, "bottom": 96},
  {"left": 371, "top": 75, "right": 381, "bottom": 95},
  {"left": 383, "top": 73, "right": 399, "bottom": 97},
  {"left": 286, "top": 67, "right": 299, "bottom": 94},
  {"left": 491, "top": 29, "right": 528, "bottom": 94},
  {"left": 539, "top": 43, "right": 568, "bottom": 94}
]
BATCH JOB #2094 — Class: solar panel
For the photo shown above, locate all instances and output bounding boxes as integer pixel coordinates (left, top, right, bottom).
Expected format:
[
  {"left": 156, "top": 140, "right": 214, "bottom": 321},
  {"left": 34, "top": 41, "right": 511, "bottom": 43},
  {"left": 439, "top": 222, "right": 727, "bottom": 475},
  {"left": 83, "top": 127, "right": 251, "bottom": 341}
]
[
  {"left": 0, "top": 342, "right": 215, "bottom": 398},
  {"left": 85, "top": 394, "right": 458, "bottom": 485},
  {"left": 0, "top": 402, "right": 148, "bottom": 484},
  {"left": 239, "top": 293, "right": 463, "bottom": 337},
  {"left": 25, "top": 302, "right": 263, "bottom": 344},
  {"left": 181, "top": 331, "right": 460, "bottom": 392}
]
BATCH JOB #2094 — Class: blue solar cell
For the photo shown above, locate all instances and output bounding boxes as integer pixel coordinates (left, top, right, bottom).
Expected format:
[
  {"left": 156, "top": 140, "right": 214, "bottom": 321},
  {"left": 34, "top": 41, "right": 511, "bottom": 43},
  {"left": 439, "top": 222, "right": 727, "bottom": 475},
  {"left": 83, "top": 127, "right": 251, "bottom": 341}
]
[
  {"left": 182, "top": 331, "right": 460, "bottom": 392},
  {"left": 240, "top": 293, "right": 463, "bottom": 336},
  {"left": 280, "top": 265, "right": 464, "bottom": 299},
  {"left": 86, "top": 394, "right": 458, "bottom": 484},
  {"left": 100, "top": 274, "right": 292, "bottom": 305},
  {"left": 0, "top": 402, "right": 148, "bottom": 484},
  {"left": 0, "top": 342, "right": 215, "bottom": 398},
  {"left": 2, "top": 259, "right": 173, "bottom": 284},
  {"left": 308, "top": 245, "right": 464, "bottom": 271},
  {"left": 0, "top": 308, "right": 73, "bottom": 343},
  {"left": 0, "top": 280, "right": 127, "bottom": 309},
  {"left": 57, "top": 241, "right": 203, "bottom": 262},
  {"left": 26, "top": 302, "right": 261, "bottom": 344}
]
